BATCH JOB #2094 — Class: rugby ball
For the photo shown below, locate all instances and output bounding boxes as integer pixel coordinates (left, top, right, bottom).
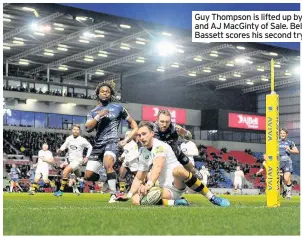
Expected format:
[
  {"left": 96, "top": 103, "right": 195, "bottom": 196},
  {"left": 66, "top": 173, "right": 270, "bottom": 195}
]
[{"left": 140, "top": 187, "right": 162, "bottom": 205}]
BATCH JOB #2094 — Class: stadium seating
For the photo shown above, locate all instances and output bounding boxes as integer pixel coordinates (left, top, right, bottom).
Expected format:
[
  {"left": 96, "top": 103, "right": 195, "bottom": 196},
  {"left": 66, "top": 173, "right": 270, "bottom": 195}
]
[
  {"left": 3, "top": 129, "right": 94, "bottom": 156},
  {"left": 3, "top": 130, "right": 300, "bottom": 192}
]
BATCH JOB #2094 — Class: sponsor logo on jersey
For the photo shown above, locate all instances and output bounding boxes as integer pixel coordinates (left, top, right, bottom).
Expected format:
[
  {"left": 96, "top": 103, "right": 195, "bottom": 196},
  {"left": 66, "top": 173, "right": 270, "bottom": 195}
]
[
  {"left": 70, "top": 145, "right": 78, "bottom": 150},
  {"left": 154, "top": 146, "right": 164, "bottom": 154}
]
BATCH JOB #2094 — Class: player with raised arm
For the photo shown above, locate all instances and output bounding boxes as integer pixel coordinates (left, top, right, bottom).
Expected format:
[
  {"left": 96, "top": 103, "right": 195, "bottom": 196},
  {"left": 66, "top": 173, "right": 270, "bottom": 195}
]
[
  {"left": 119, "top": 121, "right": 230, "bottom": 207},
  {"left": 84, "top": 81, "right": 138, "bottom": 203},
  {"left": 279, "top": 128, "right": 299, "bottom": 199},
  {"left": 29, "top": 143, "right": 54, "bottom": 195},
  {"left": 54, "top": 124, "right": 92, "bottom": 197},
  {"left": 153, "top": 109, "right": 202, "bottom": 179},
  {"left": 118, "top": 131, "right": 139, "bottom": 193}
]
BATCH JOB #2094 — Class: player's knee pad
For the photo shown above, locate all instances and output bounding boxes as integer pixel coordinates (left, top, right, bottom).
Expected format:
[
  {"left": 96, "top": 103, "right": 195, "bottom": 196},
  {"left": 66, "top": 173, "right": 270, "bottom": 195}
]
[
  {"left": 107, "top": 172, "right": 116, "bottom": 180},
  {"left": 85, "top": 172, "right": 100, "bottom": 181},
  {"left": 177, "top": 152, "right": 190, "bottom": 166}
]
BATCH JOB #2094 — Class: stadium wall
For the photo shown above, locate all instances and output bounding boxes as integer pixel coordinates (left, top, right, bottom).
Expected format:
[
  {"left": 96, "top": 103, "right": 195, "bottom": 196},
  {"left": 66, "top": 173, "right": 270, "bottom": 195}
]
[
  {"left": 194, "top": 140, "right": 265, "bottom": 152},
  {"left": 124, "top": 75, "right": 258, "bottom": 111},
  {"left": 4, "top": 91, "right": 202, "bottom": 126}
]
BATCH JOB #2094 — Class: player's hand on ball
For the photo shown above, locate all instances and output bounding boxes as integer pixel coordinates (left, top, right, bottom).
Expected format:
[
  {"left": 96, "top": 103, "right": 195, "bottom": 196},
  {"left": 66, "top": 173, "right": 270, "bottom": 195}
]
[{"left": 139, "top": 185, "right": 149, "bottom": 196}]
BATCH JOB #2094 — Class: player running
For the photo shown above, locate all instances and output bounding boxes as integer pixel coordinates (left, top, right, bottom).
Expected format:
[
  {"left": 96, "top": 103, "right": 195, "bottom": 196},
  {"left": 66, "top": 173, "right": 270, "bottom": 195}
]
[
  {"left": 279, "top": 128, "right": 299, "bottom": 199},
  {"left": 153, "top": 109, "right": 202, "bottom": 179},
  {"left": 118, "top": 131, "right": 139, "bottom": 193},
  {"left": 118, "top": 121, "right": 230, "bottom": 207},
  {"left": 84, "top": 82, "right": 138, "bottom": 203},
  {"left": 29, "top": 143, "right": 54, "bottom": 195},
  {"left": 54, "top": 124, "right": 92, "bottom": 197},
  {"left": 9, "top": 164, "right": 23, "bottom": 192}
]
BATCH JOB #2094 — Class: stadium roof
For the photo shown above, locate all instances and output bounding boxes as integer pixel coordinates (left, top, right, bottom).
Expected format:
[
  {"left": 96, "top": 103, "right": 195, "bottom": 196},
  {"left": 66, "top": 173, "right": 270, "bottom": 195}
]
[{"left": 3, "top": 3, "right": 300, "bottom": 94}]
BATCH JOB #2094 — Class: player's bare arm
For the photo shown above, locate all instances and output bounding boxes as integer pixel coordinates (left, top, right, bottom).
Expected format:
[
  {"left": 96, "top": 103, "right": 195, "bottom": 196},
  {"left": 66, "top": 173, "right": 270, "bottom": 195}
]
[
  {"left": 85, "top": 109, "right": 109, "bottom": 132},
  {"left": 120, "top": 116, "right": 138, "bottom": 147},
  {"left": 140, "top": 156, "right": 165, "bottom": 196},
  {"left": 285, "top": 145, "right": 299, "bottom": 154},
  {"left": 126, "top": 171, "right": 147, "bottom": 199},
  {"left": 175, "top": 124, "right": 192, "bottom": 139}
]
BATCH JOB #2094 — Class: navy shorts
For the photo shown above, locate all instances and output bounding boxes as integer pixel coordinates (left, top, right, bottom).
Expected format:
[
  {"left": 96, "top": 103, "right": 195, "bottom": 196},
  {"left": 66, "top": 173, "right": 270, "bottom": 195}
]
[
  {"left": 89, "top": 141, "right": 119, "bottom": 162},
  {"left": 280, "top": 158, "right": 293, "bottom": 173}
]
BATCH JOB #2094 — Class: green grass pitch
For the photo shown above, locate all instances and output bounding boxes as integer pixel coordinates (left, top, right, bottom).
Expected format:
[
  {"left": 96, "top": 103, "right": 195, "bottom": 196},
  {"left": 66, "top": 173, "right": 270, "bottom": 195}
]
[{"left": 3, "top": 193, "right": 300, "bottom": 235}]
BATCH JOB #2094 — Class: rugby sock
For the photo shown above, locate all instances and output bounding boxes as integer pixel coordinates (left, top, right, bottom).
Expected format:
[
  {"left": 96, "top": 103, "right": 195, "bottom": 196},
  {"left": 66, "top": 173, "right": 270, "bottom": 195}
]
[
  {"left": 162, "top": 199, "right": 175, "bottom": 206},
  {"left": 184, "top": 172, "right": 213, "bottom": 200},
  {"left": 10, "top": 185, "right": 13, "bottom": 192},
  {"left": 119, "top": 181, "right": 126, "bottom": 192},
  {"left": 286, "top": 183, "right": 292, "bottom": 192},
  {"left": 107, "top": 172, "right": 117, "bottom": 195},
  {"left": 283, "top": 182, "right": 287, "bottom": 192},
  {"left": 60, "top": 179, "right": 68, "bottom": 192},
  {"left": 72, "top": 184, "right": 79, "bottom": 193},
  {"left": 31, "top": 182, "right": 39, "bottom": 192}
]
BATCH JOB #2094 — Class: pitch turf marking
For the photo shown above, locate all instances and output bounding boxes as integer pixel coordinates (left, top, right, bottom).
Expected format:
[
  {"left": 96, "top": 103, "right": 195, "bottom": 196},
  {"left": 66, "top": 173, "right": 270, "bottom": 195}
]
[{"left": 3, "top": 206, "right": 298, "bottom": 210}]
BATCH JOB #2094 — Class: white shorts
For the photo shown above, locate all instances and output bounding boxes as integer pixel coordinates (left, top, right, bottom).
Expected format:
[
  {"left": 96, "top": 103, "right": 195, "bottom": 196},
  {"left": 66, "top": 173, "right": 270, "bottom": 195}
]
[
  {"left": 86, "top": 161, "right": 102, "bottom": 174},
  {"left": 122, "top": 161, "right": 138, "bottom": 172},
  {"left": 165, "top": 185, "right": 186, "bottom": 200},
  {"left": 234, "top": 181, "right": 242, "bottom": 188},
  {"left": 158, "top": 162, "right": 181, "bottom": 187},
  {"left": 35, "top": 167, "right": 49, "bottom": 180},
  {"left": 69, "top": 159, "right": 83, "bottom": 171}
]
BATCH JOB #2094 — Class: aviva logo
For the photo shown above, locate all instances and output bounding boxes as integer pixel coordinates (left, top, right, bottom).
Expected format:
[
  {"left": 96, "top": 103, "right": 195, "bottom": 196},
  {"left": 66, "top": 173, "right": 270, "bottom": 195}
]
[
  {"left": 267, "top": 117, "right": 273, "bottom": 141},
  {"left": 267, "top": 166, "right": 273, "bottom": 191}
]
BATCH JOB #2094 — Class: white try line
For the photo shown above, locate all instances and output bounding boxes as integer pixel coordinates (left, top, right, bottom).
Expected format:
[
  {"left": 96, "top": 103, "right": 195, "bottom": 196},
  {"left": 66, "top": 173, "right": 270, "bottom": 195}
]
[{"left": 3, "top": 205, "right": 298, "bottom": 210}]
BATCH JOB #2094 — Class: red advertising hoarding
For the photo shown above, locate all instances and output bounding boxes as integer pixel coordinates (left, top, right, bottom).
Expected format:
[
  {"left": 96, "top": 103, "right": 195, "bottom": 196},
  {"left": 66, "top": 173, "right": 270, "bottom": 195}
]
[
  {"left": 228, "top": 113, "right": 266, "bottom": 131},
  {"left": 142, "top": 105, "right": 186, "bottom": 124}
]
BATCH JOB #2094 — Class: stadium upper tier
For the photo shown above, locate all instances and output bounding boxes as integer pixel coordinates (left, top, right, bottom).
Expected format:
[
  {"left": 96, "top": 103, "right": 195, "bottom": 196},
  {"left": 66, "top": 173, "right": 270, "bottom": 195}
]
[{"left": 3, "top": 3, "right": 300, "bottom": 93}]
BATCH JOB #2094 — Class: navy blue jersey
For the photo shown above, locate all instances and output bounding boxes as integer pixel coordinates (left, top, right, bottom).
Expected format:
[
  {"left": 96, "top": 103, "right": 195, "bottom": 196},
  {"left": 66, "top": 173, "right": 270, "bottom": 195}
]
[
  {"left": 279, "top": 139, "right": 296, "bottom": 157},
  {"left": 86, "top": 103, "right": 129, "bottom": 149},
  {"left": 153, "top": 122, "right": 179, "bottom": 146}
]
